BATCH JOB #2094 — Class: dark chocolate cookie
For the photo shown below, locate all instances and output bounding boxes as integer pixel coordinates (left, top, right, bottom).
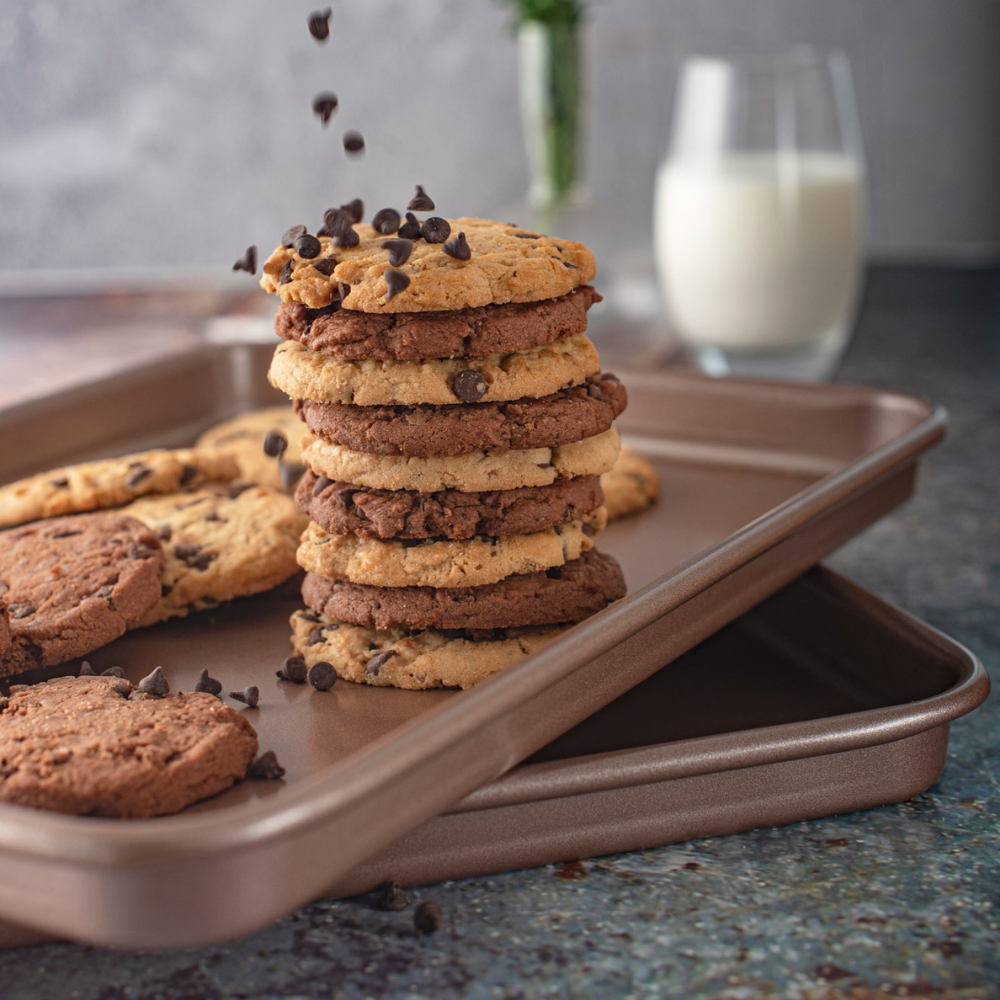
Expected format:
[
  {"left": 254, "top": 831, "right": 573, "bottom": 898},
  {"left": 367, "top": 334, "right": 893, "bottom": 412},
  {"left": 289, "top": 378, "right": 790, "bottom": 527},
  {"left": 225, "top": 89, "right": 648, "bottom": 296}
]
[
  {"left": 300, "top": 549, "right": 627, "bottom": 630},
  {"left": 0, "top": 513, "right": 165, "bottom": 676},
  {"left": 294, "top": 373, "right": 627, "bottom": 457},
  {"left": 274, "top": 285, "right": 600, "bottom": 360},
  {"left": 295, "top": 471, "right": 605, "bottom": 540}
]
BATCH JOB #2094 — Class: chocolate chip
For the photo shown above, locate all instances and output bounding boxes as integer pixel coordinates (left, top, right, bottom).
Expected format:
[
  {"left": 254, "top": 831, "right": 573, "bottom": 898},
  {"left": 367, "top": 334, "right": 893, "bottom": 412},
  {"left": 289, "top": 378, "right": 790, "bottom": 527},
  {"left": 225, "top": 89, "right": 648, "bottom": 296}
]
[
  {"left": 308, "top": 7, "right": 332, "bottom": 41},
  {"left": 263, "top": 430, "right": 288, "bottom": 458},
  {"left": 515, "top": 232, "right": 539, "bottom": 239},
  {"left": 247, "top": 750, "right": 285, "bottom": 780},
  {"left": 365, "top": 650, "right": 396, "bottom": 677},
  {"left": 397, "top": 212, "right": 422, "bottom": 240},
  {"left": 127, "top": 542, "right": 154, "bottom": 560},
  {"left": 382, "top": 238, "right": 413, "bottom": 267},
  {"left": 230, "top": 686, "right": 259, "bottom": 708},
  {"left": 383, "top": 267, "right": 411, "bottom": 301},
  {"left": 546, "top": 566, "right": 563, "bottom": 579},
  {"left": 372, "top": 208, "right": 401, "bottom": 235},
  {"left": 308, "top": 661, "right": 337, "bottom": 691},
  {"left": 378, "top": 881, "right": 410, "bottom": 911},
  {"left": 343, "top": 130, "right": 365, "bottom": 154},
  {"left": 582, "top": 523, "right": 596, "bottom": 536},
  {"left": 413, "top": 901, "right": 442, "bottom": 933},
  {"left": 442, "top": 231, "right": 471, "bottom": 261},
  {"left": 92, "top": 584, "right": 114, "bottom": 601},
  {"left": 279, "top": 260, "right": 295, "bottom": 284},
  {"left": 111, "top": 680, "right": 132, "bottom": 698},
  {"left": 101, "top": 666, "right": 125, "bottom": 678},
  {"left": 343, "top": 198, "right": 364, "bottom": 223},
  {"left": 586, "top": 382, "right": 603, "bottom": 399},
  {"left": 49, "top": 528, "right": 83, "bottom": 538},
  {"left": 563, "top": 260, "right": 578, "bottom": 270},
  {"left": 421, "top": 217, "right": 451, "bottom": 244},
  {"left": 279, "top": 461, "right": 306, "bottom": 489},
  {"left": 232, "top": 246, "right": 257, "bottom": 274},
  {"left": 451, "top": 369, "right": 488, "bottom": 402},
  {"left": 138, "top": 666, "right": 169, "bottom": 697},
  {"left": 331, "top": 228, "right": 359, "bottom": 248},
  {"left": 49, "top": 476, "right": 69, "bottom": 488},
  {"left": 407, "top": 185, "right": 435, "bottom": 212},
  {"left": 277, "top": 656, "right": 308, "bottom": 684},
  {"left": 300, "top": 609, "right": 321, "bottom": 623},
  {"left": 322, "top": 207, "right": 353, "bottom": 238},
  {"left": 194, "top": 669, "right": 223, "bottom": 697},
  {"left": 179, "top": 464, "right": 198, "bottom": 486},
  {"left": 281, "top": 224, "right": 307, "bottom": 248},
  {"left": 311, "top": 92, "right": 339, "bottom": 126},
  {"left": 126, "top": 465, "right": 151, "bottom": 488},
  {"left": 337, "top": 281, "right": 352, "bottom": 301},
  {"left": 294, "top": 234, "right": 322, "bottom": 259},
  {"left": 312, "top": 475, "right": 332, "bottom": 497},
  {"left": 312, "top": 256, "right": 337, "bottom": 276},
  {"left": 228, "top": 481, "right": 253, "bottom": 499},
  {"left": 79, "top": 661, "right": 96, "bottom": 676},
  {"left": 305, "top": 626, "right": 325, "bottom": 646}
]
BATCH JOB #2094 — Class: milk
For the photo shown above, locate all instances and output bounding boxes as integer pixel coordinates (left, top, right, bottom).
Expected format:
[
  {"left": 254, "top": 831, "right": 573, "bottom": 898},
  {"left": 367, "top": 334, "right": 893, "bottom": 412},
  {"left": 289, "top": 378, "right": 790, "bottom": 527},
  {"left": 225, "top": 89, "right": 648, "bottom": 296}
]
[{"left": 655, "top": 153, "right": 863, "bottom": 350}]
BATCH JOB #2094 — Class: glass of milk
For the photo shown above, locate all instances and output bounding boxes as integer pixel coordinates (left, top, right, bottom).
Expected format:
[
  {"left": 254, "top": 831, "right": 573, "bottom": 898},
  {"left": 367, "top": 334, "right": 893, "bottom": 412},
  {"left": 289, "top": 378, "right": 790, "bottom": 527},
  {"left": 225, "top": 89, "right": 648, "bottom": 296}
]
[{"left": 654, "top": 48, "right": 865, "bottom": 380}]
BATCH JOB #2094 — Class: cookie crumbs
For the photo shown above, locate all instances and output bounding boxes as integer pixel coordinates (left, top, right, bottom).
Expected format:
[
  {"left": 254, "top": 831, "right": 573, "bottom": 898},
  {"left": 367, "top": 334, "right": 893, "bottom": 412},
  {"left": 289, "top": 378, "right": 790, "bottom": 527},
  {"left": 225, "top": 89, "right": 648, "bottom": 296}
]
[
  {"left": 378, "top": 881, "right": 410, "bottom": 912},
  {"left": 413, "top": 901, "right": 443, "bottom": 934},
  {"left": 247, "top": 751, "right": 285, "bottom": 780}
]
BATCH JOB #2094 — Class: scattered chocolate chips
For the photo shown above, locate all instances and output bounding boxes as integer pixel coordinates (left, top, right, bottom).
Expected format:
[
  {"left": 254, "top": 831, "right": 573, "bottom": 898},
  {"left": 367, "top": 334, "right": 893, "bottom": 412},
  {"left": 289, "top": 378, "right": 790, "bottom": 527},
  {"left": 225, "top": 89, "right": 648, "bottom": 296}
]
[
  {"left": 343, "top": 198, "right": 364, "bottom": 223},
  {"left": 307, "top": 7, "right": 332, "bottom": 41},
  {"left": 294, "top": 234, "right": 322, "bottom": 259},
  {"left": 137, "top": 666, "right": 169, "bottom": 697},
  {"left": 421, "top": 217, "right": 451, "bottom": 244},
  {"left": 50, "top": 476, "right": 70, "bottom": 488},
  {"left": 332, "top": 228, "right": 359, "bottom": 248},
  {"left": 308, "top": 661, "right": 337, "bottom": 691},
  {"left": 247, "top": 751, "right": 285, "bottom": 780},
  {"left": 79, "top": 661, "right": 96, "bottom": 676},
  {"left": 194, "top": 669, "right": 223, "bottom": 697},
  {"left": 337, "top": 281, "right": 352, "bottom": 301},
  {"left": 407, "top": 185, "right": 435, "bottom": 212},
  {"left": 232, "top": 246, "right": 257, "bottom": 274},
  {"left": 372, "top": 208, "right": 401, "bottom": 235},
  {"left": 365, "top": 650, "right": 396, "bottom": 677},
  {"left": 279, "top": 259, "right": 295, "bottom": 284},
  {"left": 442, "top": 231, "right": 471, "bottom": 261},
  {"left": 383, "top": 267, "right": 411, "bottom": 301},
  {"left": 378, "top": 881, "right": 410, "bottom": 911},
  {"left": 311, "top": 91, "right": 339, "bottom": 126},
  {"left": 281, "top": 224, "right": 307, "bottom": 248},
  {"left": 413, "top": 901, "right": 443, "bottom": 934},
  {"left": 382, "top": 238, "right": 413, "bottom": 268},
  {"left": 230, "top": 686, "right": 260, "bottom": 708},
  {"left": 312, "top": 256, "right": 337, "bottom": 276},
  {"left": 398, "top": 212, "right": 422, "bottom": 240},
  {"left": 276, "top": 657, "right": 308, "bottom": 684},
  {"left": 263, "top": 429, "right": 288, "bottom": 458},
  {"left": 343, "top": 130, "right": 365, "bottom": 154},
  {"left": 102, "top": 666, "right": 125, "bottom": 678},
  {"left": 451, "top": 369, "right": 488, "bottom": 402},
  {"left": 126, "top": 465, "right": 151, "bottom": 488}
]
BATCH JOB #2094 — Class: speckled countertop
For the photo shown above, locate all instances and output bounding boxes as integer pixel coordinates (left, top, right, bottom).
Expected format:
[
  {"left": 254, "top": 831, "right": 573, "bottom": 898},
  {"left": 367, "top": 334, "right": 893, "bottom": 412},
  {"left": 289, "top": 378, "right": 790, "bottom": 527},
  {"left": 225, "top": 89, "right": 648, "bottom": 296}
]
[{"left": 0, "top": 267, "right": 997, "bottom": 999}]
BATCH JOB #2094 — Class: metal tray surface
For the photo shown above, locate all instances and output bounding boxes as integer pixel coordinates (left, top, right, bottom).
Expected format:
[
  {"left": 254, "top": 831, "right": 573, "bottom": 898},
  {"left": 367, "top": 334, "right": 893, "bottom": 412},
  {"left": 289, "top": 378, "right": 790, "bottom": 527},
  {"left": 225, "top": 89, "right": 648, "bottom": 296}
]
[{"left": 0, "top": 345, "right": 946, "bottom": 948}]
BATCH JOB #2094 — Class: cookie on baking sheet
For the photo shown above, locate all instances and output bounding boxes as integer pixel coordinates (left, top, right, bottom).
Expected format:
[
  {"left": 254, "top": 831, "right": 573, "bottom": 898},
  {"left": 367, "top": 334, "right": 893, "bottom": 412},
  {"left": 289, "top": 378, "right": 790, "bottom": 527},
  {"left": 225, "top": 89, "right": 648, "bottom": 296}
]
[
  {"left": 296, "top": 471, "right": 605, "bottom": 540},
  {"left": 290, "top": 609, "right": 567, "bottom": 690},
  {"left": 0, "top": 449, "right": 239, "bottom": 530},
  {"left": 196, "top": 406, "right": 307, "bottom": 491},
  {"left": 275, "top": 285, "right": 601, "bottom": 360},
  {"left": 301, "top": 549, "right": 627, "bottom": 631},
  {"left": 119, "top": 485, "right": 306, "bottom": 627},
  {"left": 0, "top": 513, "right": 164, "bottom": 676},
  {"left": 261, "top": 217, "right": 596, "bottom": 312},
  {"left": 0, "top": 676, "right": 258, "bottom": 817},
  {"left": 297, "top": 509, "right": 606, "bottom": 589},
  {"left": 294, "top": 373, "right": 627, "bottom": 458},
  {"left": 268, "top": 333, "right": 599, "bottom": 407},
  {"left": 601, "top": 448, "right": 661, "bottom": 522},
  {"left": 301, "top": 427, "right": 620, "bottom": 494}
]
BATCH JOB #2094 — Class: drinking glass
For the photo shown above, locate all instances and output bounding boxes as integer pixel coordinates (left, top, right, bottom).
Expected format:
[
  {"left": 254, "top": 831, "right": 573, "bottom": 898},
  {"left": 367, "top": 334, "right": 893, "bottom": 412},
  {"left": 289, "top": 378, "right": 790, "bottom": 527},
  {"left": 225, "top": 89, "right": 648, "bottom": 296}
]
[{"left": 654, "top": 48, "right": 866, "bottom": 380}]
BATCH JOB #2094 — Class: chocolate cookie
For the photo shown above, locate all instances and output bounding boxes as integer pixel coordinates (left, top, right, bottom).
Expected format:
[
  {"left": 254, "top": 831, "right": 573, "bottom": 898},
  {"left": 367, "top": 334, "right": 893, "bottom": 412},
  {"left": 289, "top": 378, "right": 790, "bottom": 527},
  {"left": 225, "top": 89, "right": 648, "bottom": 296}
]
[
  {"left": 0, "top": 676, "right": 258, "bottom": 817},
  {"left": 294, "top": 373, "right": 626, "bottom": 458},
  {"left": 301, "top": 549, "right": 626, "bottom": 630},
  {"left": 275, "top": 286, "right": 601, "bottom": 360},
  {"left": 0, "top": 513, "right": 164, "bottom": 676},
  {"left": 296, "top": 472, "right": 604, "bottom": 540}
]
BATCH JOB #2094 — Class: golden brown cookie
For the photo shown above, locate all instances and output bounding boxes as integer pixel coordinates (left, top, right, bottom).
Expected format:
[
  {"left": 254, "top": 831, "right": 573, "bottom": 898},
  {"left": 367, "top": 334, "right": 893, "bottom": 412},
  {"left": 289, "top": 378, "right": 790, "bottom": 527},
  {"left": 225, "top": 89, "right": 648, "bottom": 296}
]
[
  {"left": 260, "top": 218, "right": 596, "bottom": 312},
  {"left": 601, "top": 448, "right": 661, "bottom": 522}
]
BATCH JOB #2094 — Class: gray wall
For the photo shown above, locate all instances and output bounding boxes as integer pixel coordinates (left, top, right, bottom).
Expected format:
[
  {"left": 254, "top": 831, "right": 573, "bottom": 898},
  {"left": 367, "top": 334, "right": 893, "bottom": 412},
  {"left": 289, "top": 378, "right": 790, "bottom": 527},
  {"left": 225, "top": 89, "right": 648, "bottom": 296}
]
[{"left": 1, "top": 0, "right": 999, "bottom": 282}]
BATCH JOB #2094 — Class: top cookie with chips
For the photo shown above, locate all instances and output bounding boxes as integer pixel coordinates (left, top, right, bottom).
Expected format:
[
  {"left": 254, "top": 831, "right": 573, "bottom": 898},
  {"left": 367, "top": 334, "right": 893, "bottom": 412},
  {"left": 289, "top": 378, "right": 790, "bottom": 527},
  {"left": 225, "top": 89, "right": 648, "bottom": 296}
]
[{"left": 260, "top": 218, "right": 596, "bottom": 313}]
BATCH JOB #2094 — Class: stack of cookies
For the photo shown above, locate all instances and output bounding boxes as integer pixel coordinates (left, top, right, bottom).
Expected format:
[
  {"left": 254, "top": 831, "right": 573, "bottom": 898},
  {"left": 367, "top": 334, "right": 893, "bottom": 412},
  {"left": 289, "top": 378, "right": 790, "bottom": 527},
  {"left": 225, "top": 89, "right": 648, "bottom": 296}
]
[{"left": 262, "top": 208, "right": 627, "bottom": 690}]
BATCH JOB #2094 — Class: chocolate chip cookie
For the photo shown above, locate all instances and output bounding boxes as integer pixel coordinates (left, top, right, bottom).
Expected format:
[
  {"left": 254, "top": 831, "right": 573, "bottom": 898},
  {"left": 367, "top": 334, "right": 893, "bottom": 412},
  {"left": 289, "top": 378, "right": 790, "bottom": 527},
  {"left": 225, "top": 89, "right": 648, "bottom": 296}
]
[{"left": 601, "top": 448, "right": 661, "bottom": 522}]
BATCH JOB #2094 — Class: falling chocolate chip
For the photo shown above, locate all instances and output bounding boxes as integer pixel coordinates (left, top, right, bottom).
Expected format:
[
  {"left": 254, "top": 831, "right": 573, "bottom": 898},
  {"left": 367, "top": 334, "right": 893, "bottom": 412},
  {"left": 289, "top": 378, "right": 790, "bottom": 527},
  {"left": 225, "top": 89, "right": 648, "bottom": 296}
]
[
  {"left": 372, "top": 208, "right": 401, "bottom": 235},
  {"left": 382, "top": 238, "right": 412, "bottom": 267},
  {"left": 383, "top": 267, "right": 411, "bottom": 301},
  {"left": 442, "top": 231, "right": 471, "bottom": 261},
  {"left": 247, "top": 750, "right": 285, "bottom": 780},
  {"left": 194, "top": 669, "right": 223, "bottom": 697},
  {"left": 49, "top": 476, "right": 69, "bottom": 488},
  {"left": 277, "top": 657, "right": 308, "bottom": 684},
  {"left": 102, "top": 666, "right": 125, "bottom": 678},
  {"left": 263, "top": 430, "right": 288, "bottom": 458},
  {"left": 279, "top": 260, "right": 295, "bottom": 284},
  {"left": 365, "top": 650, "right": 396, "bottom": 677},
  {"left": 451, "top": 369, "right": 488, "bottom": 402},
  {"left": 308, "top": 661, "right": 337, "bottom": 691},
  {"left": 281, "top": 225, "right": 307, "bottom": 248},
  {"left": 337, "top": 281, "right": 352, "bottom": 301},
  {"left": 320, "top": 207, "right": 352, "bottom": 239},
  {"left": 79, "top": 661, "right": 96, "bottom": 676},
  {"left": 398, "top": 212, "right": 422, "bottom": 240},
  {"left": 407, "top": 185, "right": 435, "bottom": 212},
  {"left": 342, "top": 198, "right": 364, "bottom": 223},
  {"left": 294, "top": 234, "right": 322, "bottom": 259},
  {"left": 279, "top": 461, "right": 306, "bottom": 489},
  {"left": 312, "top": 256, "right": 337, "bottom": 276},
  {"left": 413, "top": 901, "right": 442, "bottom": 933},
  {"left": 230, "top": 686, "right": 259, "bottom": 708},
  {"left": 137, "top": 666, "right": 169, "bottom": 697},
  {"left": 421, "top": 217, "right": 451, "bottom": 244},
  {"left": 126, "top": 465, "right": 151, "bottom": 488},
  {"left": 332, "top": 228, "right": 359, "bottom": 248},
  {"left": 378, "top": 881, "right": 410, "bottom": 911},
  {"left": 232, "top": 246, "right": 257, "bottom": 274},
  {"left": 308, "top": 7, "right": 332, "bottom": 41},
  {"left": 311, "top": 92, "right": 339, "bottom": 126},
  {"left": 343, "top": 130, "right": 365, "bottom": 154}
]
